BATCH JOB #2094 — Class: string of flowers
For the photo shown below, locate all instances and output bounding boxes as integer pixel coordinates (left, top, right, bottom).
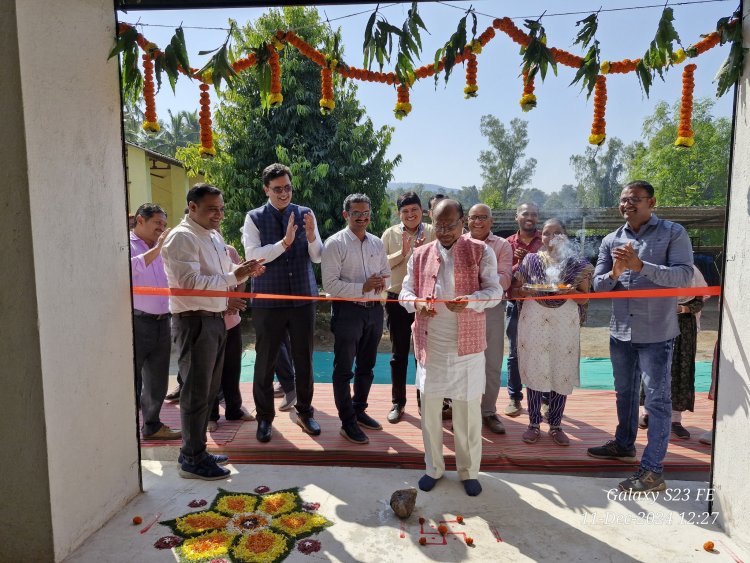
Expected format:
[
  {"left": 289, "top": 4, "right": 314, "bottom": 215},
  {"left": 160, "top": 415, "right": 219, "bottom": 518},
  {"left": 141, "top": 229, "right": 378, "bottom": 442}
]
[
  {"left": 520, "top": 70, "right": 537, "bottom": 112},
  {"left": 464, "top": 51, "right": 479, "bottom": 98},
  {"left": 676, "top": 63, "right": 697, "bottom": 147},
  {"left": 589, "top": 75, "right": 607, "bottom": 145},
  {"left": 320, "top": 67, "right": 334, "bottom": 115},
  {"left": 395, "top": 83, "right": 411, "bottom": 119},
  {"left": 116, "top": 14, "right": 729, "bottom": 151},
  {"left": 268, "top": 45, "right": 283, "bottom": 108},
  {"left": 142, "top": 54, "right": 160, "bottom": 132},
  {"left": 198, "top": 83, "right": 215, "bottom": 157}
]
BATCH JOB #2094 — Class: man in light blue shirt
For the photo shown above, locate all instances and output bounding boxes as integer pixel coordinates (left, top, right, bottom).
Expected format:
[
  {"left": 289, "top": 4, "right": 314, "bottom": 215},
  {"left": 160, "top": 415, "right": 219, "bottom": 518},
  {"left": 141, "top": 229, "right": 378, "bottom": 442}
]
[{"left": 587, "top": 181, "right": 693, "bottom": 493}]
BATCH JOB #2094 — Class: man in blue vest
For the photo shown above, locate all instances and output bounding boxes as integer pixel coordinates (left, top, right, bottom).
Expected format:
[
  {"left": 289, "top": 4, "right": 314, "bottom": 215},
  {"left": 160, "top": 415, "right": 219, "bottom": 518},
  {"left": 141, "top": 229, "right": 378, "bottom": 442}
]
[{"left": 242, "top": 163, "right": 323, "bottom": 442}]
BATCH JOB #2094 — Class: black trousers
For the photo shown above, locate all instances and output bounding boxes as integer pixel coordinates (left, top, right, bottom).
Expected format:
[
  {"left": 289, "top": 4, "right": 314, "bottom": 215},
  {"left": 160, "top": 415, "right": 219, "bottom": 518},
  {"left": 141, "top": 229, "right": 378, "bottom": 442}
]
[
  {"left": 385, "top": 297, "right": 415, "bottom": 407},
  {"left": 331, "top": 301, "right": 383, "bottom": 425},
  {"left": 134, "top": 315, "right": 171, "bottom": 435},
  {"left": 210, "top": 323, "right": 244, "bottom": 421},
  {"left": 252, "top": 303, "right": 315, "bottom": 422}
]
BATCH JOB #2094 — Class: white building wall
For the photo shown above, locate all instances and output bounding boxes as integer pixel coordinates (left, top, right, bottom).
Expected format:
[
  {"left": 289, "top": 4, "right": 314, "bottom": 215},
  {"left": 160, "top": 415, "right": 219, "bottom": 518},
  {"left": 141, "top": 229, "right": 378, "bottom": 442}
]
[
  {"left": 14, "top": 1, "right": 140, "bottom": 559},
  {"left": 711, "top": 3, "right": 750, "bottom": 552}
]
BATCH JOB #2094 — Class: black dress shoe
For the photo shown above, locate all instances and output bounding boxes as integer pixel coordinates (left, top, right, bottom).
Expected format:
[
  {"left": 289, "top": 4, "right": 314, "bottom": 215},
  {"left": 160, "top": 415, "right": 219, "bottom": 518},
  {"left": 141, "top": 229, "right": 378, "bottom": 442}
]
[
  {"left": 296, "top": 414, "right": 321, "bottom": 436},
  {"left": 356, "top": 411, "right": 382, "bottom": 430},
  {"left": 256, "top": 420, "right": 273, "bottom": 443}
]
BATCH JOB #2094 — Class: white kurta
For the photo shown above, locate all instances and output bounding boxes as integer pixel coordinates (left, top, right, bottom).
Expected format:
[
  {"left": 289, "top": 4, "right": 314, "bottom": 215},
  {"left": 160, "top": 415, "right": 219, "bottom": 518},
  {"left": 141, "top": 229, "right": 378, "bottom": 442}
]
[{"left": 401, "top": 244, "right": 502, "bottom": 401}]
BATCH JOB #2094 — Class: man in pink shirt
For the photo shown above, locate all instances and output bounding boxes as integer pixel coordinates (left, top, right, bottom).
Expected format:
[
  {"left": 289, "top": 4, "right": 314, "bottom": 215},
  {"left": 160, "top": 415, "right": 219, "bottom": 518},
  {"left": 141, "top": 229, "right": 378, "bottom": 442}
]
[
  {"left": 464, "top": 204, "right": 513, "bottom": 434},
  {"left": 130, "top": 203, "right": 181, "bottom": 440}
]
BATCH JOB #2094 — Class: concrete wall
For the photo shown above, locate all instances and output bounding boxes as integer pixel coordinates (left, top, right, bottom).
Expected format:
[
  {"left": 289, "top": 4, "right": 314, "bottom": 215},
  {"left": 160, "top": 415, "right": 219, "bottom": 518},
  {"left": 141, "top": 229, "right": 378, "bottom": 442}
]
[
  {"left": 712, "top": 4, "right": 750, "bottom": 552},
  {"left": 3, "top": 0, "right": 141, "bottom": 560}
]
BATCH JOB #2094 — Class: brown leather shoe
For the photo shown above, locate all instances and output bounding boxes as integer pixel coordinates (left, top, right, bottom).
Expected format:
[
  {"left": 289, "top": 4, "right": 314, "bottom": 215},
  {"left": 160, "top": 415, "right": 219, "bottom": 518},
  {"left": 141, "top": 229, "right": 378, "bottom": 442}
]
[
  {"left": 482, "top": 414, "right": 506, "bottom": 434},
  {"left": 145, "top": 424, "right": 181, "bottom": 440},
  {"left": 549, "top": 427, "right": 570, "bottom": 446}
]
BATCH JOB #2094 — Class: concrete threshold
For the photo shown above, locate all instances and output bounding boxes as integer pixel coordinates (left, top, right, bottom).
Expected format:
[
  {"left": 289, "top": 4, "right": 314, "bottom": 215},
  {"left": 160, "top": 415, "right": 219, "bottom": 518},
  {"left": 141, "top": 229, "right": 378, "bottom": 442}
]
[{"left": 65, "top": 461, "right": 748, "bottom": 562}]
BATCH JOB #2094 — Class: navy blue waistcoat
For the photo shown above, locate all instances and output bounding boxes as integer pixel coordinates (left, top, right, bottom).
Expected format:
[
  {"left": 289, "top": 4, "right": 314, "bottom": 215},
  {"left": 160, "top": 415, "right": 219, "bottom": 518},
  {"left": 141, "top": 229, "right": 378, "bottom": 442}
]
[{"left": 247, "top": 202, "right": 318, "bottom": 308}]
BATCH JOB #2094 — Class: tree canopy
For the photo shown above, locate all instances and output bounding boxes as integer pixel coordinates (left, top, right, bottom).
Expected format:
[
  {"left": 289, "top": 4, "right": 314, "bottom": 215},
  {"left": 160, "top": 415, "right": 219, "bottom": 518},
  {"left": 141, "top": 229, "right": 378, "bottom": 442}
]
[
  {"left": 477, "top": 116, "right": 537, "bottom": 209},
  {"left": 570, "top": 137, "right": 626, "bottom": 207},
  {"left": 178, "top": 7, "right": 400, "bottom": 250},
  {"left": 124, "top": 104, "right": 200, "bottom": 157}
]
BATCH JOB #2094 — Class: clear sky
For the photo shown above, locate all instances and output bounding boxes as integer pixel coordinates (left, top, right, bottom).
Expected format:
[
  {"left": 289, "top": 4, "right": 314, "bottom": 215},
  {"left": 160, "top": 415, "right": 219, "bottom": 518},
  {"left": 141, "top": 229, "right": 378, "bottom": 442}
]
[{"left": 118, "top": 0, "right": 735, "bottom": 193}]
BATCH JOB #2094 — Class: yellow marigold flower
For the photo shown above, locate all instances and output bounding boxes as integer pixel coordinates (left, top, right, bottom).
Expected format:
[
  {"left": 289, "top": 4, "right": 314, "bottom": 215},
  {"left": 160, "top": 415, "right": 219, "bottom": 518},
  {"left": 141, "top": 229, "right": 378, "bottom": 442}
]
[
  {"left": 464, "top": 84, "right": 479, "bottom": 98},
  {"left": 319, "top": 98, "right": 335, "bottom": 115},
  {"left": 142, "top": 121, "right": 161, "bottom": 133},
  {"left": 202, "top": 70, "right": 213, "bottom": 85},
  {"left": 145, "top": 42, "right": 158, "bottom": 54},
  {"left": 272, "top": 37, "right": 285, "bottom": 51},
  {"left": 675, "top": 136, "right": 695, "bottom": 147},
  {"left": 199, "top": 146, "right": 217, "bottom": 157},
  {"left": 519, "top": 93, "right": 537, "bottom": 112},
  {"left": 589, "top": 133, "right": 606, "bottom": 145},
  {"left": 269, "top": 92, "right": 283, "bottom": 107},
  {"left": 470, "top": 40, "right": 483, "bottom": 54},
  {"left": 600, "top": 61, "right": 611, "bottom": 75},
  {"left": 672, "top": 48, "right": 687, "bottom": 64},
  {"left": 328, "top": 58, "right": 338, "bottom": 71},
  {"left": 394, "top": 102, "right": 412, "bottom": 120}
]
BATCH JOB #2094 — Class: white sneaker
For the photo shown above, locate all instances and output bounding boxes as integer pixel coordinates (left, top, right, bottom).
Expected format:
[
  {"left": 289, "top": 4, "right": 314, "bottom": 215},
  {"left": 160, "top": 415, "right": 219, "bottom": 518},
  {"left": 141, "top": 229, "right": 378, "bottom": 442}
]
[{"left": 279, "top": 390, "right": 297, "bottom": 412}]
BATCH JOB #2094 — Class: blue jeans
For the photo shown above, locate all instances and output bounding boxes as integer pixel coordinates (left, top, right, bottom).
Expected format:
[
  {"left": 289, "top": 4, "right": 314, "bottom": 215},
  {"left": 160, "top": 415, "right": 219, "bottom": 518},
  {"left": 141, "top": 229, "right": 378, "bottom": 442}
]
[
  {"left": 610, "top": 337, "right": 674, "bottom": 473},
  {"left": 505, "top": 301, "right": 523, "bottom": 402}
]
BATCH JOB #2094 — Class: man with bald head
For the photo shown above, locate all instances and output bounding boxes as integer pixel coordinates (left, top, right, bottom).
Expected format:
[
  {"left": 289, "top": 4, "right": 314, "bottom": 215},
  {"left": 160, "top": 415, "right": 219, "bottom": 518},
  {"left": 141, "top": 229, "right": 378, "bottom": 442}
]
[
  {"left": 400, "top": 199, "right": 503, "bottom": 496},
  {"left": 463, "top": 204, "right": 513, "bottom": 434}
]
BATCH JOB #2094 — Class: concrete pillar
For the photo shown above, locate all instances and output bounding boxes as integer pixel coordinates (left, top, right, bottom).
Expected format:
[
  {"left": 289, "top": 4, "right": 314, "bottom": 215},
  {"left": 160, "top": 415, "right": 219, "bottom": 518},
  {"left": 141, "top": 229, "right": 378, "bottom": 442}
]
[
  {"left": 127, "top": 144, "right": 153, "bottom": 213},
  {"left": 711, "top": 4, "right": 750, "bottom": 553},
  {"left": 0, "top": 1, "right": 140, "bottom": 560}
]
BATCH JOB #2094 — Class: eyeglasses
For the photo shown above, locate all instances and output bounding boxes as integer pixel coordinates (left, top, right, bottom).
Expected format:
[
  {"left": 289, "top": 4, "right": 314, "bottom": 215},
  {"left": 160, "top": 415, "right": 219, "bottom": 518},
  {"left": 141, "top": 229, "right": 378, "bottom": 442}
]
[
  {"left": 619, "top": 196, "right": 647, "bottom": 205},
  {"left": 349, "top": 210, "right": 371, "bottom": 219},
  {"left": 270, "top": 184, "right": 293, "bottom": 194},
  {"left": 433, "top": 220, "right": 463, "bottom": 233},
  {"left": 468, "top": 215, "right": 490, "bottom": 222}
]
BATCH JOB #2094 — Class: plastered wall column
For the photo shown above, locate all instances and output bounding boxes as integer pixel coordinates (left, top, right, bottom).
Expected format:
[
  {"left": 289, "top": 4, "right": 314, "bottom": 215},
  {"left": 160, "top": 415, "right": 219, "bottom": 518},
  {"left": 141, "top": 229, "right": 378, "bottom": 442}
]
[
  {"left": 711, "top": 3, "right": 750, "bottom": 552},
  {"left": 2, "top": 0, "right": 141, "bottom": 560}
]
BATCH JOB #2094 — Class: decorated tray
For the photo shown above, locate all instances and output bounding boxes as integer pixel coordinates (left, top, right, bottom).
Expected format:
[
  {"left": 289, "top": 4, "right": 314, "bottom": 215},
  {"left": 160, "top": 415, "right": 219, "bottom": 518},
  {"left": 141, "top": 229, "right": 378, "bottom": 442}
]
[{"left": 522, "top": 283, "right": 573, "bottom": 293}]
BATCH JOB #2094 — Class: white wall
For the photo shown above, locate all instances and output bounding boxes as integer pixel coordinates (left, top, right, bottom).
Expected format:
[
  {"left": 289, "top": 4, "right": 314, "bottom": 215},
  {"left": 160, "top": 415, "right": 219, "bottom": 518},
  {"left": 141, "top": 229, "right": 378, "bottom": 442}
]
[
  {"left": 711, "top": 4, "right": 750, "bottom": 552},
  {"left": 14, "top": 0, "right": 140, "bottom": 559}
]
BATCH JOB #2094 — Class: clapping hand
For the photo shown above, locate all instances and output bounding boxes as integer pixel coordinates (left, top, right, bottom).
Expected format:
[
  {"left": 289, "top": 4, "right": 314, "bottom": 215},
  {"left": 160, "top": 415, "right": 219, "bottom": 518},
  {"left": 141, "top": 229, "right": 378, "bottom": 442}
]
[
  {"left": 283, "top": 214, "right": 298, "bottom": 249},
  {"left": 612, "top": 242, "right": 642, "bottom": 275},
  {"left": 303, "top": 211, "right": 317, "bottom": 242},
  {"left": 236, "top": 259, "right": 265, "bottom": 280},
  {"left": 362, "top": 274, "right": 386, "bottom": 294}
]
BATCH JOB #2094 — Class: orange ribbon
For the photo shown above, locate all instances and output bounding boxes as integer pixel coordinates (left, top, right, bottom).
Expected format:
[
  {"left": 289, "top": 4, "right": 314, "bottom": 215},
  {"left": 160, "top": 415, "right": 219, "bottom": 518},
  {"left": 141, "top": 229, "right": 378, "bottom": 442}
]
[{"left": 133, "top": 285, "right": 721, "bottom": 303}]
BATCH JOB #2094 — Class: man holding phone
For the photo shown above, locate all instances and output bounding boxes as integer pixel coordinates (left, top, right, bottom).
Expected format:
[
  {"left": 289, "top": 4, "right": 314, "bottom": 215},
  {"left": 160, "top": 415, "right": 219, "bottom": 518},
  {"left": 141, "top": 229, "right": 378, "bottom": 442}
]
[
  {"left": 322, "top": 193, "right": 391, "bottom": 445},
  {"left": 162, "top": 184, "right": 265, "bottom": 480}
]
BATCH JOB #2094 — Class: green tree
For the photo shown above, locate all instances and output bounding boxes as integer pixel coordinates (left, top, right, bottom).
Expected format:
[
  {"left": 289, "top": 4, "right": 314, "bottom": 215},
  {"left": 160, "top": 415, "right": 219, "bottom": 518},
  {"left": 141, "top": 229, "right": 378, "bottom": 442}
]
[
  {"left": 455, "top": 185, "right": 480, "bottom": 209},
  {"left": 624, "top": 98, "right": 730, "bottom": 206},
  {"left": 478, "top": 116, "right": 537, "bottom": 209},
  {"left": 149, "top": 110, "right": 200, "bottom": 156},
  {"left": 179, "top": 7, "right": 400, "bottom": 248},
  {"left": 515, "top": 187, "right": 548, "bottom": 209},
  {"left": 544, "top": 184, "right": 580, "bottom": 210},
  {"left": 569, "top": 137, "right": 625, "bottom": 207}
]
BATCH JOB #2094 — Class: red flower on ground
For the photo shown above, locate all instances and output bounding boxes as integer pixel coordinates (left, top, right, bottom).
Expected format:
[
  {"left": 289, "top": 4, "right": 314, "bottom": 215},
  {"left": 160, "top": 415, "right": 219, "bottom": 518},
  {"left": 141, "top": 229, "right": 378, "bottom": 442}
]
[
  {"left": 298, "top": 539, "right": 322, "bottom": 554},
  {"left": 188, "top": 499, "right": 207, "bottom": 508},
  {"left": 154, "top": 536, "right": 183, "bottom": 549},
  {"left": 254, "top": 485, "right": 271, "bottom": 494}
]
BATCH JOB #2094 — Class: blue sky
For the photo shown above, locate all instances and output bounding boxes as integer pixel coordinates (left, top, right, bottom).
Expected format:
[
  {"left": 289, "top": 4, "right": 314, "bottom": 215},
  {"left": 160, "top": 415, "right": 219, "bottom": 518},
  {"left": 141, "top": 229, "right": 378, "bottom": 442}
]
[{"left": 119, "top": 0, "right": 735, "bottom": 193}]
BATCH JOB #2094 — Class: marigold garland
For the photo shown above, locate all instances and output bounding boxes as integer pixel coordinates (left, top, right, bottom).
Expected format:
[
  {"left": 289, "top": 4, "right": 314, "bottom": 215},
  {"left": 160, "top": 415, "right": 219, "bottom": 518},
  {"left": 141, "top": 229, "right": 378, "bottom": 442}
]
[
  {"left": 118, "top": 13, "right": 729, "bottom": 148},
  {"left": 676, "top": 63, "right": 697, "bottom": 147},
  {"left": 198, "top": 83, "right": 216, "bottom": 157},
  {"left": 141, "top": 54, "right": 160, "bottom": 133},
  {"left": 464, "top": 53, "right": 479, "bottom": 98},
  {"left": 394, "top": 84, "right": 412, "bottom": 120},
  {"left": 320, "top": 67, "right": 335, "bottom": 115},
  {"left": 519, "top": 70, "right": 537, "bottom": 112},
  {"left": 268, "top": 46, "right": 283, "bottom": 108},
  {"left": 589, "top": 75, "right": 607, "bottom": 145}
]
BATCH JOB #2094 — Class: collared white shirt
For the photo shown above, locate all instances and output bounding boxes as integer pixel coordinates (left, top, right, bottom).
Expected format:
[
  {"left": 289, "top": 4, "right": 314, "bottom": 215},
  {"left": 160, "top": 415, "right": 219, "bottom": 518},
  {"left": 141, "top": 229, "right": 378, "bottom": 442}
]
[
  {"left": 162, "top": 215, "right": 246, "bottom": 313},
  {"left": 241, "top": 201, "right": 323, "bottom": 264},
  {"left": 321, "top": 227, "right": 390, "bottom": 299}
]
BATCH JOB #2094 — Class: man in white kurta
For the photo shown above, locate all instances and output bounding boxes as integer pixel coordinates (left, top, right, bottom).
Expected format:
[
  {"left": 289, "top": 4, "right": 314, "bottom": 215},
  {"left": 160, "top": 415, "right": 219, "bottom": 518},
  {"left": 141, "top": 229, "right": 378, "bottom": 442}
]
[{"left": 400, "top": 199, "right": 502, "bottom": 496}]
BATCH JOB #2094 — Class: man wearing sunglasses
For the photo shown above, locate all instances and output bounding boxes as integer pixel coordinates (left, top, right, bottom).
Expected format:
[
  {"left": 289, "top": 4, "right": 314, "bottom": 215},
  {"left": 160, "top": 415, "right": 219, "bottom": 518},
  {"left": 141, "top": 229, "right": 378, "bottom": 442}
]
[
  {"left": 242, "top": 163, "right": 323, "bottom": 443},
  {"left": 588, "top": 180, "right": 693, "bottom": 494}
]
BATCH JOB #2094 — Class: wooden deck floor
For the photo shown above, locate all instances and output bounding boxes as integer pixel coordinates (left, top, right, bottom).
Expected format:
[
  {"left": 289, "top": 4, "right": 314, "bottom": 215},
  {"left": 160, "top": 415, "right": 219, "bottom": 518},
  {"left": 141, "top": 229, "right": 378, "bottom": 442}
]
[{"left": 142, "top": 384, "right": 713, "bottom": 477}]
